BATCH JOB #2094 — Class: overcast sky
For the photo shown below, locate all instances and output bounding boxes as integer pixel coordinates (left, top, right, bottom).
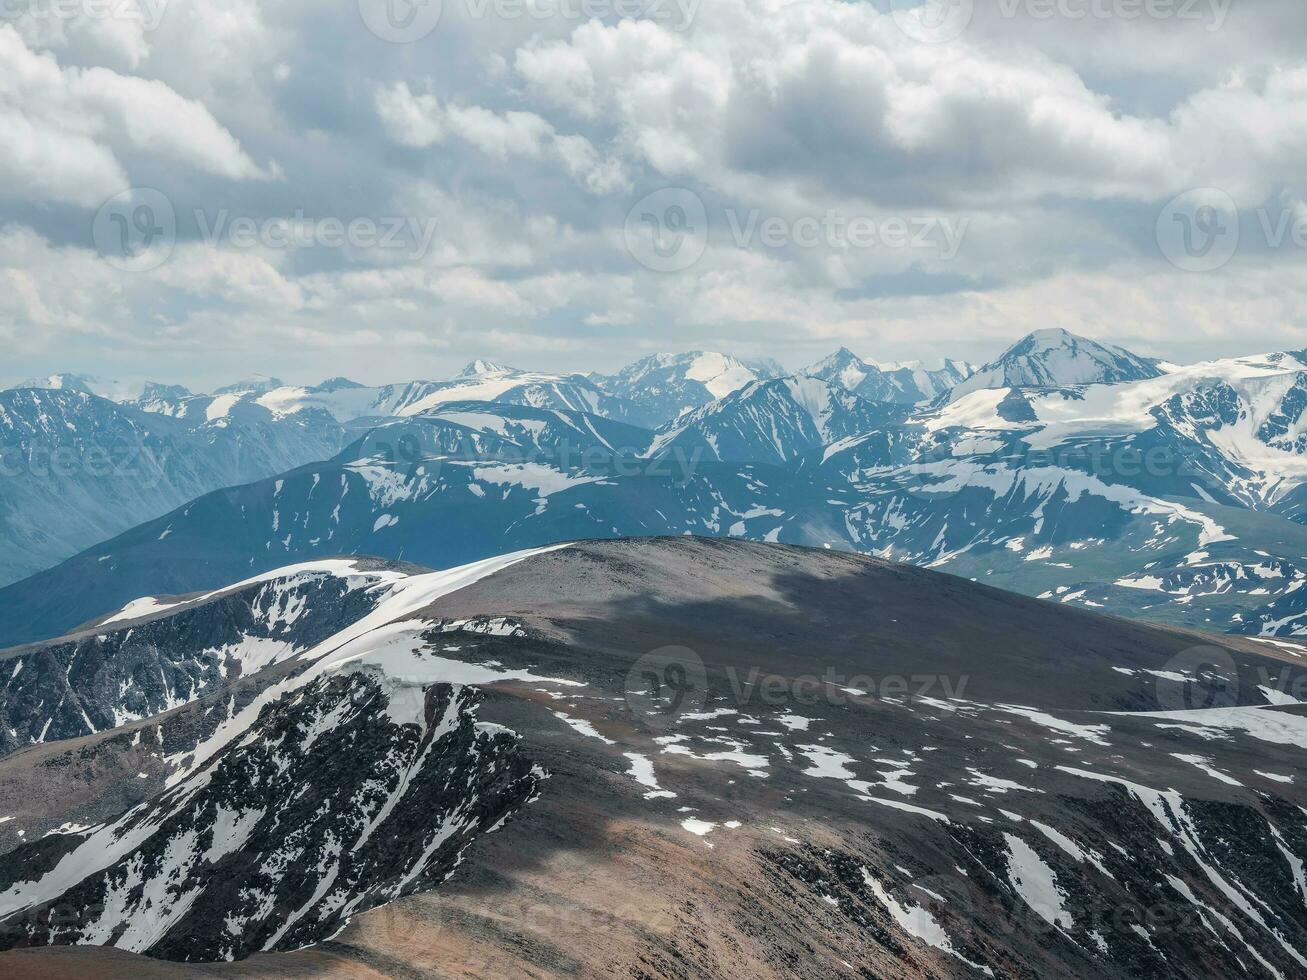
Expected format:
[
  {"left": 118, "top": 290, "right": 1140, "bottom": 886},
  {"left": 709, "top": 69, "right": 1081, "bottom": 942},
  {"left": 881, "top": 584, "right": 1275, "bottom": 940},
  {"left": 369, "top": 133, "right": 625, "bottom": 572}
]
[{"left": 4, "top": 0, "right": 1307, "bottom": 389}]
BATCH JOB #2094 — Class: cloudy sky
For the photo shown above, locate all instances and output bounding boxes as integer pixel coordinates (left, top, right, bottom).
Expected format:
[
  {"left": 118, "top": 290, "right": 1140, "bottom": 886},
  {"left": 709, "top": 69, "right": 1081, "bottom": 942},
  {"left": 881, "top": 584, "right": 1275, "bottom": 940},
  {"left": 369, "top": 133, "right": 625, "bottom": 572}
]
[{"left": 4, "top": 0, "right": 1307, "bottom": 389}]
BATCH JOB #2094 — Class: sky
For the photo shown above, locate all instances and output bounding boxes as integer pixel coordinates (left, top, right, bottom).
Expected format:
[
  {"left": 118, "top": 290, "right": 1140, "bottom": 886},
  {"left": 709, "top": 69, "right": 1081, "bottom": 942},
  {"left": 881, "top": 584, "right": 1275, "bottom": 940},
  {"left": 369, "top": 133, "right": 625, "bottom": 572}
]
[{"left": 4, "top": 0, "right": 1307, "bottom": 390}]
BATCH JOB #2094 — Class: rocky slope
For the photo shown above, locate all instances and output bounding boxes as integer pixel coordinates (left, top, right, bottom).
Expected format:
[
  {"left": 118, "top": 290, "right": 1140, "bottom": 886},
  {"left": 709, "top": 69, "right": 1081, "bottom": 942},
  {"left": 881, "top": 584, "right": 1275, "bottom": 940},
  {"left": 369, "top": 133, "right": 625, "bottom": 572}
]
[
  {"left": 0, "top": 558, "right": 417, "bottom": 754},
  {"left": 1, "top": 539, "right": 1306, "bottom": 977}
]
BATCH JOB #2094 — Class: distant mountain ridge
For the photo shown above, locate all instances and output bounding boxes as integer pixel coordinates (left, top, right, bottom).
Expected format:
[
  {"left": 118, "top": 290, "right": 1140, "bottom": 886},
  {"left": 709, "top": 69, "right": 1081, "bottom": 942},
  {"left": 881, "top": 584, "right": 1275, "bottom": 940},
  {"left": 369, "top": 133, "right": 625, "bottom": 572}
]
[
  {"left": 944, "top": 328, "right": 1162, "bottom": 402},
  {"left": 16, "top": 331, "right": 1307, "bottom": 646},
  {"left": 649, "top": 376, "right": 910, "bottom": 464},
  {"left": 10, "top": 330, "right": 1161, "bottom": 423},
  {"left": 803, "top": 347, "right": 973, "bottom": 404},
  {"left": 0, "top": 388, "right": 347, "bottom": 587},
  {"left": 590, "top": 350, "right": 775, "bottom": 423}
]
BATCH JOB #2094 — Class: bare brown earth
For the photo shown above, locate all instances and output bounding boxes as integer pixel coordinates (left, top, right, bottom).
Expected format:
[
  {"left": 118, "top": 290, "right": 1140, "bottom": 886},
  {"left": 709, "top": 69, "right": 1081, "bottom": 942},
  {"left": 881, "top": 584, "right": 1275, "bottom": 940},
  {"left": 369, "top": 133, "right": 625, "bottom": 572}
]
[{"left": 4, "top": 538, "right": 1307, "bottom": 977}]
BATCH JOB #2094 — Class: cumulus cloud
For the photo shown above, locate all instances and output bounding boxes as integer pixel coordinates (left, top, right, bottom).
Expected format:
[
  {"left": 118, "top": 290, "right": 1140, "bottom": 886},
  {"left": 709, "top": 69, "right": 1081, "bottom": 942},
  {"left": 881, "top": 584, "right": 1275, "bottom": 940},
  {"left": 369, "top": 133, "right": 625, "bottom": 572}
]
[
  {"left": 0, "top": 25, "right": 273, "bottom": 208},
  {"left": 509, "top": 8, "right": 1307, "bottom": 209},
  {"left": 3, "top": 0, "right": 1307, "bottom": 385},
  {"left": 375, "top": 81, "right": 629, "bottom": 192},
  {"left": 4, "top": 0, "right": 157, "bottom": 68}
]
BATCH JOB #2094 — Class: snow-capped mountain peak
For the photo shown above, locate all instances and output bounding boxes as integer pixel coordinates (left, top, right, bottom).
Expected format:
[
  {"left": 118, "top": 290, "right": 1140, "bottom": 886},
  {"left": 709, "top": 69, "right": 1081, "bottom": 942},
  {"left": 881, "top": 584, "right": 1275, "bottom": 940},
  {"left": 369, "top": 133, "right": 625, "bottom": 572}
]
[
  {"left": 944, "top": 329, "right": 1160, "bottom": 402},
  {"left": 10, "top": 373, "right": 156, "bottom": 402},
  {"left": 17, "top": 372, "right": 101, "bottom": 393},
  {"left": 805, "top": 347, "right": 871, "bottom": 391},
  {"left": 648, "top": 374, "right": 907, "bottom": 464},
  {"left": 592, "top": 351, "right": 769, "bottom": 425},
  {"left": 458, "top": 359, "right": 517, "bottom": 378},
  {"left": 680, "top": 351, "right": 757, "bottom": 399},
  {"left": 316, "top": 376, "right": 365, "bottom": 391},
  {"left": 803, "top": 348, "right": 972, "bottom": 405},
  {"left": 1012, "top": 326, "right": 1081, "bottom": 351},
  {"left": 213, "top": 375, "right": 286, "bottom": 396},
  {"left": 741, "top": 355, "right": 787, "bottom": 379}
]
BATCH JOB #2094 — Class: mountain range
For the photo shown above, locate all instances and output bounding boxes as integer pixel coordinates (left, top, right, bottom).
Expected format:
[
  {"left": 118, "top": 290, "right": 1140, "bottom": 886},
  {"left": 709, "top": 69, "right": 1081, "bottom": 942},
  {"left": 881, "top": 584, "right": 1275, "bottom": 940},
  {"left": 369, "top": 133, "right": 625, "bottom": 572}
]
[
  {"left": 0, "top": 387, "right": 346, "bottom": 586},
  {"left": 8, "top": 331, "right": 1307, "bottom": 651},
  {"left": 7, "top": 330, "right": 1307, "bottom": 976}
]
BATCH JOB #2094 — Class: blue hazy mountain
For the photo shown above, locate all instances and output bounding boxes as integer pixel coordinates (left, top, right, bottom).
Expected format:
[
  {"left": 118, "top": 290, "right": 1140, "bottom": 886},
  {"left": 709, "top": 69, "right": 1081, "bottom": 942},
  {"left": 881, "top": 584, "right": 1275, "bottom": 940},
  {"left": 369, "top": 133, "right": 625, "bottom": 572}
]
[
  {"left": 649, "top": 376, "right": 912, "bottom": 464},
  {"left": 591, "top": 351, "right": 777, "bottom": 425},
  {"left": 11, "top": 336, "right": 1307, "bottom": 646},
  {"left": 0, "top": 386, "right": 347, "bottom": 586},
  {"left": 0, "top": 401, "right": 853, "bottom": 646},
  {"left": 803, "top": 347, "right": 973, "bottom": 404}
]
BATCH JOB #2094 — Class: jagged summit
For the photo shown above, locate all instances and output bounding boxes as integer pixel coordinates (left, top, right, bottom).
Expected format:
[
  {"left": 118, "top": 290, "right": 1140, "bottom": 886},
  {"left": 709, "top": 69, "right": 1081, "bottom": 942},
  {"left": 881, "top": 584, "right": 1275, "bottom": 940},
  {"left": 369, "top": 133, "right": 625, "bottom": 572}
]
[
  {"left": 213, "top": 375, "right": 285, "bottom": 396},
  {"left": 803, "top": 347, "right": 971, "bottom": 404},
  {"left": 944, "top": 328, "right": 1160, "bottom": 402},
  {"left": 458, "top": 359, "right": 517, "bottom": 378},
  {"left": 315, "top": 376, "right": 366, "bottom": 391}
]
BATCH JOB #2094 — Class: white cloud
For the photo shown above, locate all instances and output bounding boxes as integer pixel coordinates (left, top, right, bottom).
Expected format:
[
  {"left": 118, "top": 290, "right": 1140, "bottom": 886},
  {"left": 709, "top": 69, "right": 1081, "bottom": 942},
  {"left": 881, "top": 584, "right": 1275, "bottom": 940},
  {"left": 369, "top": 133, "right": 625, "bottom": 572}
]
[
  {"left": 5, "top": 0, "right": 1307, "bottom": 382},
  {"left": 375, "top": 82, "right": 446, "bottom": 147},
  {"left": 0, "top": 25, "right": 273, "bottom": 208},
  {"left": 4, "top": 0, "right": 156, "bottom": 68},
  {"left": 375, "top": 81, "right": 629, "bottom": 193},
  {"left": 0, "top": 107, "right": 128, "bottom": 207}
]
